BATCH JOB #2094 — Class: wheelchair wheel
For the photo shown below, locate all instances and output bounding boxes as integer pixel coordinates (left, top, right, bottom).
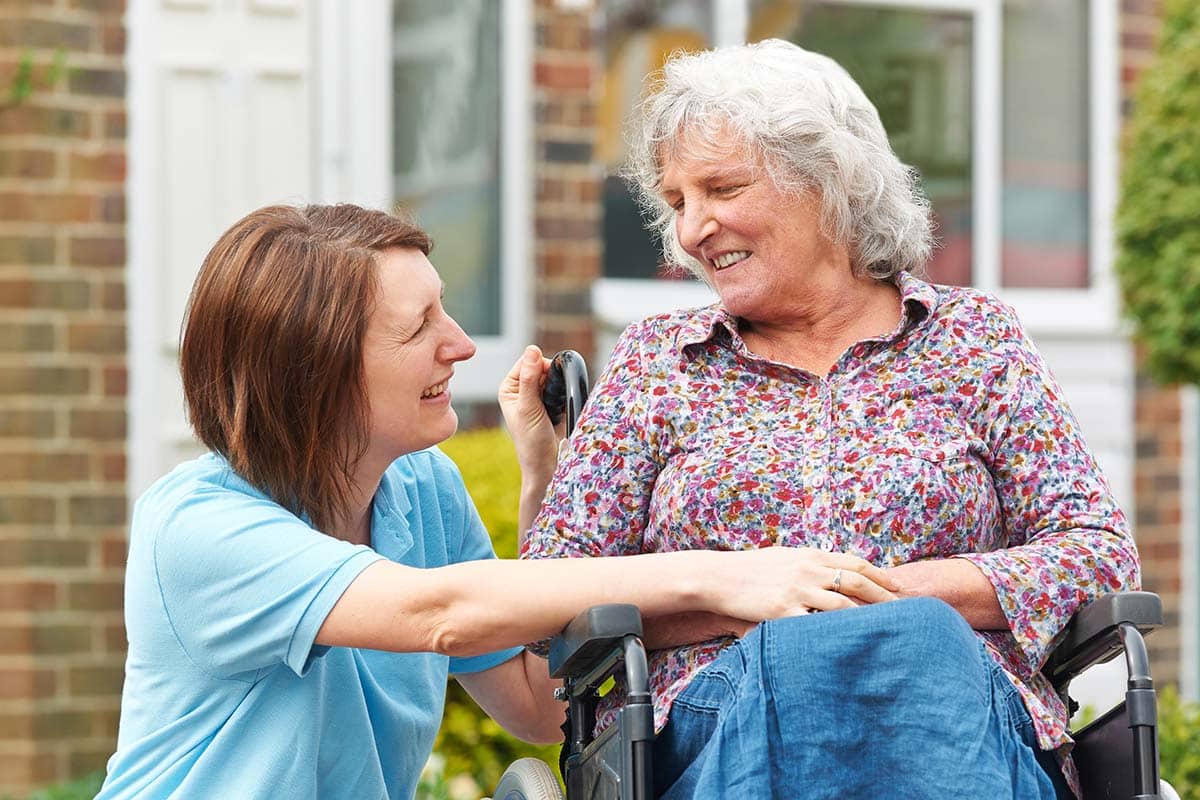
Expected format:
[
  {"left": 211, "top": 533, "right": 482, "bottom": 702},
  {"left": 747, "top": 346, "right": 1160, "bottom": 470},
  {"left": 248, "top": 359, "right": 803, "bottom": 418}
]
[{"left": 491, "top": 757, "right": 564, "bottom": 800}]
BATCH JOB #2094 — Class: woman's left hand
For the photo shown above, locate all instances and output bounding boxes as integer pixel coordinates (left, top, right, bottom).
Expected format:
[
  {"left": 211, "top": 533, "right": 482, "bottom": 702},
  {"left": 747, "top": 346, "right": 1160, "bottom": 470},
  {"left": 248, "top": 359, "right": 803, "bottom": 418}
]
[{"left": 498, "top": 345, "right": 562, "bottom": 492}]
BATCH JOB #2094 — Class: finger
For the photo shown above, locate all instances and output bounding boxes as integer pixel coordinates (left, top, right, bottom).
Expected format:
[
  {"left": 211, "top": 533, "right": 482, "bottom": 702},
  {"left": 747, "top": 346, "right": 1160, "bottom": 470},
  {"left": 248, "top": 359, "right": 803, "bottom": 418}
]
[
  {"left": 828, "top": 553, "right": 901, "bottom": 592},
  {"left": 802, "top": 590, "right": 858, "bottom": 614},
  {"left": 833, "top": 570, "right": 897, "bottom": 605}
]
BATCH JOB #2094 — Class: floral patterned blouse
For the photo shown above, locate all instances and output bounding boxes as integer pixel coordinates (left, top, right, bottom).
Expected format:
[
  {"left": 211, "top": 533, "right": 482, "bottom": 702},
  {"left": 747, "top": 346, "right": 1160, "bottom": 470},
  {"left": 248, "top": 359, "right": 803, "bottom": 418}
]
[{"left": 522, "top": 272, "right": 1139, "bottom": 789}]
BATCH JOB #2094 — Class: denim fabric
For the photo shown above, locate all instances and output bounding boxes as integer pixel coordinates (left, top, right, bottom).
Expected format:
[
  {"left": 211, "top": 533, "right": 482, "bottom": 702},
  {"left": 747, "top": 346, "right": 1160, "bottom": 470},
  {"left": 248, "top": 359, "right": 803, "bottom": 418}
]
[{"left": 652, "top": 598, "right": 1063, "bottom": 799}]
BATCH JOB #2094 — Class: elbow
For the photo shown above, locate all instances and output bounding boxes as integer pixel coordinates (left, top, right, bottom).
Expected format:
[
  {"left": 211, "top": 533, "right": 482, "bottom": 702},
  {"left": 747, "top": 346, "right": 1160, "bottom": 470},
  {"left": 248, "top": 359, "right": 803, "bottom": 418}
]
[
  {"left": 511, "top": 707, "right": 567, "bottom": 745},
  {"left": 426, "top": 616, "right": 477, "bottom": 659}
]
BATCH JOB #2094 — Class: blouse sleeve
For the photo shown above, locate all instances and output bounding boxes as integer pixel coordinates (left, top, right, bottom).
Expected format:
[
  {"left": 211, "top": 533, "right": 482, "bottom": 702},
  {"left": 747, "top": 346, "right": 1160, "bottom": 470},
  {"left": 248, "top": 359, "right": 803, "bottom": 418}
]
[
  {"left": 522, "top": 319, "right": 664, "bottom": 561},
  {"left": 956, "top": 322, "right": 1140, "bottom": 677}
]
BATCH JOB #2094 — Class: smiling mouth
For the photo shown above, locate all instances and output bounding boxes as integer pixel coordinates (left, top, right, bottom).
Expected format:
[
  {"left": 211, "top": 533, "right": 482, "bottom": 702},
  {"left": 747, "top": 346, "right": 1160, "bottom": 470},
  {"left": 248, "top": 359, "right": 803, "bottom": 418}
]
[
  {"left": 421, "top": 380, "right": 448, "bottom": 399},
  {"left": 713, "top": 251, "right": 750, "bottom": 270}
]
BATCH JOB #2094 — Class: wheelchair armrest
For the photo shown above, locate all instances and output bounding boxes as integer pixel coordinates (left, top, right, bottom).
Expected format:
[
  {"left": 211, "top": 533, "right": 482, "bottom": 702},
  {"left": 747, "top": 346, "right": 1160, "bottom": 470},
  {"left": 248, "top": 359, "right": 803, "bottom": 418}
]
[
  {"left": 548, "top": 604, "right": 643, "bottom": 681},
  {"left": 1046, "top": 591, "right": 1162, "bottom": 690}
]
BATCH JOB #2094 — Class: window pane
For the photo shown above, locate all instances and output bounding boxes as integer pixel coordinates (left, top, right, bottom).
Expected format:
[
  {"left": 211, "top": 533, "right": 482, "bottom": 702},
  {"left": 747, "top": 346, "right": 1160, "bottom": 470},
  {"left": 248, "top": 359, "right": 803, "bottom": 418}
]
[
  {"left": 392, "top": 1, "right": 502, "bottom": 335},
  {"left": 1002, "top": 0, "right": 1089, "bottom": 288},
  {"left": 601, "top": 0, "right": 713, "bottom": 280},
  {"left": 751, "top": 2, "right": 973, "bottom": 286}
]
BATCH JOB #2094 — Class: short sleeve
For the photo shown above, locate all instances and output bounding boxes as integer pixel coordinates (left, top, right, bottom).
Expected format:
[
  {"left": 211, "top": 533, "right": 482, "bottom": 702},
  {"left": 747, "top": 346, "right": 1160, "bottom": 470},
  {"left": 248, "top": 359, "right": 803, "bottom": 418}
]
[{"left": 153, "top": 486, "right": 383, "bottom": 680}]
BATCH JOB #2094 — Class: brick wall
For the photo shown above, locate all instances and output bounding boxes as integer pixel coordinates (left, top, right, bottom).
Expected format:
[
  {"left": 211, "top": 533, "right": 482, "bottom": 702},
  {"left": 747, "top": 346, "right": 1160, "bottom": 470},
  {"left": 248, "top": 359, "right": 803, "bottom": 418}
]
[
  {"left": 532, "top": 0, "right": 601, "bottom": 363},
  {"left": 0, "top": 0, "right": 127, "bottom": 792},
  {"left": 1119, "top": 1, "right": 1183, "bottom": 687}
]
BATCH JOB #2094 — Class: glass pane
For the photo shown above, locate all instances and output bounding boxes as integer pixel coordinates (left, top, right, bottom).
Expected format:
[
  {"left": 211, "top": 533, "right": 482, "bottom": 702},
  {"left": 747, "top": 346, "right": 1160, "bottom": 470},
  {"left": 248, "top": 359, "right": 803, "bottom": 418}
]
[
  {"left": 392, "top": 0, "right": 502, "bottom": 335},
  {"left": 601, "top": 0, "right": 713, "bottom": 280},
  {"left": 751, "top": 2, "right": 973, "bottom": 286},
  {"left": 1002, "top": 0, "right": 1089, "bottom": 288}
]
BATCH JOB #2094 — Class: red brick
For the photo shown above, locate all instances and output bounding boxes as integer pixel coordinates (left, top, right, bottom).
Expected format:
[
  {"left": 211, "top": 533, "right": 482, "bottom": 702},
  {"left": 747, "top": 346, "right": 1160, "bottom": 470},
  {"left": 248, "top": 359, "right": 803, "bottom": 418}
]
[
  {"left": 535, "top": 60, "right": 594, "bottom": 91},
  {"left": 68, "top": 152, "right": 126, "bottom": 183},
  {"left": 0, "top": 450, "right": 91, "bottom": 481},
  {"left": 0, "top": 148, "right": 55, "bottom": 179},
  {"left": 0, "top": 18, "right": 91, "bottom": 49},
  {"left": 0, "top": 668, "right": 56, "bottom": 700},
  {"left": 68, "top": 494, "right": 126, "bottom": 525},
  {"left": 67, "top": 664, "right": 124, "bottom": 697},
  {"left": 69, "top": 407, "right": 126, "bottom": 439},
  {"left": 102, "top": 364, "right": 126, "bottom": 397},
  {"left": 101, "top": 279, "right": 125, "bottom": 310},
  {"left": 0, "top": 752, "right": 57, "bottom": 786},
  {"left": 0, "top": 408, "right": 56, "bottom": 438},
  {"left": 101, "top": 533, "right": 127, "bottom": 567},
  {"left": 0, "top": 192, "right": 97, "bottom": 223},
  {"left": 67, "top": 321, "right": 125, "bottom": 353},
  {"left": 0, "top": 321, "right": 56, "bottom": 352},
  {"left": 0, "top": 364, "right": 90, "bottom": 395},
  {"left": 0, "top": 495, "right": 57, "bottom": 525},
  {"left": 0, "top": 580, "right": 58, "bottom": 611},
  {"left": 0, "top": 104, "right": 91, "bottom": 138},
  {"left": 100, "top": 452, "right": 126, "bottom": 482},
  {"left": 67, "top": 66, "right": 125, "bottom": 97},
  {"left": 104, "top": 109, "right": 125, "bottom": 139},
  {"left": 101, "top": 23, "right": 125, "bottom": 55},
  {"left": 0, "top": 235, "right": 55, "bottom": 265},
  {"left": 68, "top": 235, "right": 126, "bottom": 266},
  {"left": 67, "top": 580, "right": 123, "bottom": 612},
  {"left": 0, "top": 539, "right": 90, "bottom": 568},
  {"left": 0, "top": 278, "right": 91, "bottom": 310}
]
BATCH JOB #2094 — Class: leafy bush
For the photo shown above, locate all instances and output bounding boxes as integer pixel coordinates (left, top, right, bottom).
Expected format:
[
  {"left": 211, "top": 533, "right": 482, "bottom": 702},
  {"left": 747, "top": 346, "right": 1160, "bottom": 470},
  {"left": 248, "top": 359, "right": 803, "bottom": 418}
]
[
  {"left": 426, "top": 428, "right": 561, "bottom": 799},
  {"left": 0, "top": 771, "right": 104, "bottom": 800},
  {"left": 1160, "top": 685, "right": 1200, "bottom": 799},
  {"left": 1114, "top": 0, "right": 1200, "bottom": 384}
]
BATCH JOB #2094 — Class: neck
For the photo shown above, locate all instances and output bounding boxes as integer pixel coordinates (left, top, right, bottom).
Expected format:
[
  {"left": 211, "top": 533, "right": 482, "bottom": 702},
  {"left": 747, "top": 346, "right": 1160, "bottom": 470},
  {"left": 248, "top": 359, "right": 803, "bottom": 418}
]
[
  {"left": 328, "top": 454, "right": 389, "bottom": 546},
  {"left": 740, "top": 274, "right": 901, "bottom": 374}
]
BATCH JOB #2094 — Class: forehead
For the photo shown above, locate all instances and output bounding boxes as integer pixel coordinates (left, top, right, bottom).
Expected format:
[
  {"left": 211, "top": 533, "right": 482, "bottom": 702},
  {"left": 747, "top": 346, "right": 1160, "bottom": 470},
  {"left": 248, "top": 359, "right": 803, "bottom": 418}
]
[
  {"left": 372, "top": 248, "right": 441, "bottom": 317},
  {"left": 658, "top": 127, "right": 759, "bottom": 187}
]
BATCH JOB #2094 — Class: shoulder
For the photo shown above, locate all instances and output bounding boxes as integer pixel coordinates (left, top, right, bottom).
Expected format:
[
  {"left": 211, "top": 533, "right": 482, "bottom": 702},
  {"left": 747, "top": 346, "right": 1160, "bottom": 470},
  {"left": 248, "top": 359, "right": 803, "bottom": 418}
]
[
  {"left": 925, "top": 284, "right": 1028, "bottom": 354},
  {"left": 613, "top": 302, "right": 724, "bottom": 356},
  {"left": 132, "top": 454, "right": 277, "bottom": 537}
]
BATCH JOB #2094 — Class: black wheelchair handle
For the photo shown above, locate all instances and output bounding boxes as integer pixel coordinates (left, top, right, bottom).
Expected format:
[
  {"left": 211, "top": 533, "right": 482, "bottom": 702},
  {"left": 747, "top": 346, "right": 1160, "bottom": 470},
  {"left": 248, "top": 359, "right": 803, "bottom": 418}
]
[{"left": 541, "top": 349, "right": 589, "bottom": 437}]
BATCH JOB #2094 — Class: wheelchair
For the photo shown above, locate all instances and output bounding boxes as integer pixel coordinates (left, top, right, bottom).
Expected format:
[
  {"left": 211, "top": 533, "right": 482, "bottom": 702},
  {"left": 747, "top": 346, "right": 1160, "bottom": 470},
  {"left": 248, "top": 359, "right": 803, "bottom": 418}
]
[{"left": 490, "top": 351, "right": 1178, "bottom": 800}]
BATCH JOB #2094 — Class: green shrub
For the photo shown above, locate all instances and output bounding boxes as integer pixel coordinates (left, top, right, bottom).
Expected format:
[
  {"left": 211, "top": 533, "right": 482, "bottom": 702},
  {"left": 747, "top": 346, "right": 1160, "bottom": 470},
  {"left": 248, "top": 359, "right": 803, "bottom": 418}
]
[
  {"left": 0, "top": 771, "right": 104, "bottom": 800},
  {"left": 427, "top": 428, "right": 561, "bottom": 799},
  {"left": 1114, "top": 0, "right": 1200, "bottom": 384},
  {"left": 1160, "top": 685, "right": 1200, "bottom": 799}
]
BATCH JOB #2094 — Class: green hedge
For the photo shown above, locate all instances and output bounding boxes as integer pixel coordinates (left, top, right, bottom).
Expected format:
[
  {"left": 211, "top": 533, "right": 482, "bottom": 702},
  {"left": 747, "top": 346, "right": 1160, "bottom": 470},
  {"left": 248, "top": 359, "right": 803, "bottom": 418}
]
[
  {"left": 1114, "top": 0, "right": 1200, "bottom": 384},
  {"left": 424, "top": 429, "right": 561, "bottom": 799}
]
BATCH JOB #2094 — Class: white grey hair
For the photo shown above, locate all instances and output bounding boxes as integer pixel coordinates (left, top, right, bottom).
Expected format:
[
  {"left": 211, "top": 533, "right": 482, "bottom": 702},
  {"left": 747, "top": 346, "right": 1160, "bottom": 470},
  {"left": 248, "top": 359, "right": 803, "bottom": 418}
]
[{"left": 623, "top": 39, "right": 934, "bottom": 282}]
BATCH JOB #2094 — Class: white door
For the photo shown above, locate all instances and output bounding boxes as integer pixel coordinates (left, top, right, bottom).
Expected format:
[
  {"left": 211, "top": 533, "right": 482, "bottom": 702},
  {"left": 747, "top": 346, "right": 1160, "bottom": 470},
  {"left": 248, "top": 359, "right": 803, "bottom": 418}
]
[{"left": 128, "top": 0, "right": 316, "bottom": 496}]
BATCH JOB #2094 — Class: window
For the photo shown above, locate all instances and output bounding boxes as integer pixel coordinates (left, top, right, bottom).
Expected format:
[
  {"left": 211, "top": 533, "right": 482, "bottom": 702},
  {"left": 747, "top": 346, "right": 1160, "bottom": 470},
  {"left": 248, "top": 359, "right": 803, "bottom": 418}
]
[
  {"left": 597, "top": 0, "right": 1100, "bottom": 302},
  {"left": 392, "top": 0, "right": 503, "bottom": 334}
]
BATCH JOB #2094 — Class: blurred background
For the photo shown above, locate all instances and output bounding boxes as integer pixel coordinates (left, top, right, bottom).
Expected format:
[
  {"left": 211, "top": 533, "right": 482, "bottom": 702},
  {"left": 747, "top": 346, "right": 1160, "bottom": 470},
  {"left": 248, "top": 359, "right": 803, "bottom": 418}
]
[{"left": 0, "top": 0, "right": 1196, "bottom": 796}]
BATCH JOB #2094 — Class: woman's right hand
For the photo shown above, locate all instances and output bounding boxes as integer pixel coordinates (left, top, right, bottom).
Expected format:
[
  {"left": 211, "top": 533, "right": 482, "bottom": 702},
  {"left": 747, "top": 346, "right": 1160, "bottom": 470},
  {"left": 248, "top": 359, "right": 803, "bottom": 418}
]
[{"left": 702, "top": 546, "right": 900, "bottom": 621}]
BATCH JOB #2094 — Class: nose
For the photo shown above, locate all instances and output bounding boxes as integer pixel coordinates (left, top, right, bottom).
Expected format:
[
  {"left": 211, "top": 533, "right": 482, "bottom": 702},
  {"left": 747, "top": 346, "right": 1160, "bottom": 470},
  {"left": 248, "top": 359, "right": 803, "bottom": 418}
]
[
  {"left": 676, "top": 199, "right": 718, "bottom": 254},
  {"left": 441, "top": 315, "right": 477, "bottom": 363}
]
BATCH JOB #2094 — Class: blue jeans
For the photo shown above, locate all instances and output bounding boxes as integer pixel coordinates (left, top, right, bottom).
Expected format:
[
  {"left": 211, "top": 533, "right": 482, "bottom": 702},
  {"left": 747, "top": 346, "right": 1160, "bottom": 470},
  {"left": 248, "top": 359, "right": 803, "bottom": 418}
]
[{"left": 652, "top": 598, "right": 1068, "bottom": 799}]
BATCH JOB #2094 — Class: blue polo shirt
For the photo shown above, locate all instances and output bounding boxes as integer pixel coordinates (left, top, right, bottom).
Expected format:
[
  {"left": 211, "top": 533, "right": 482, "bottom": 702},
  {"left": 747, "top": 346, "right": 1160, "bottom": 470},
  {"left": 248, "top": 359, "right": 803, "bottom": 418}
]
[{"left": 98, "top": 449, "right": 521, "bottom": 800}]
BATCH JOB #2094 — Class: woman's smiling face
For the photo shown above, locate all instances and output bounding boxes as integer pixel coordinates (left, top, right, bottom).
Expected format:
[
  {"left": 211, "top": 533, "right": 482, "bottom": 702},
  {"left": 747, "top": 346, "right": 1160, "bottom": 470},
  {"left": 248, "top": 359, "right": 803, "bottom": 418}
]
[
  {"left": 359, "top": 248, "right": 476, "bottom": 463},
  {"left": 659, "top": 131, "right": 843, "bottom": 323}
]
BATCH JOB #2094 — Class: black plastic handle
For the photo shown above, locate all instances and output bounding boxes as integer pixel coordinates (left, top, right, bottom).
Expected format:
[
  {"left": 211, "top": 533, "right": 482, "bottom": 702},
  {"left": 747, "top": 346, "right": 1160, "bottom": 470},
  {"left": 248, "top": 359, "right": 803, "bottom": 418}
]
[{"left": 541, "top": 349, "right": 589, "bottom": 436}]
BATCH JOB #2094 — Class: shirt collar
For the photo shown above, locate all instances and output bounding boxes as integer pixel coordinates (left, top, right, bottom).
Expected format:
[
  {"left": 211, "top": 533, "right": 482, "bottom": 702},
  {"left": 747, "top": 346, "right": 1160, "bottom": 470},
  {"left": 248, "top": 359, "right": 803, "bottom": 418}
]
[{"left": 676, "top": 270, "right": 940, "bottom": 355}]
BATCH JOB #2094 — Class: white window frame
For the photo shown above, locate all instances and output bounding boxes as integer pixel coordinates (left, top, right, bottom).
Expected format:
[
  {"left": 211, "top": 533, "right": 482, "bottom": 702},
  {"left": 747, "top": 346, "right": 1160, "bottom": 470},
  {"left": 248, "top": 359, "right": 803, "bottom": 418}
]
[
  {"left": 594, "top": 0, "right": 1120, "bottom": 339},
  {"left": 318, "top": 0, "right": 533, "bottom": 400}
]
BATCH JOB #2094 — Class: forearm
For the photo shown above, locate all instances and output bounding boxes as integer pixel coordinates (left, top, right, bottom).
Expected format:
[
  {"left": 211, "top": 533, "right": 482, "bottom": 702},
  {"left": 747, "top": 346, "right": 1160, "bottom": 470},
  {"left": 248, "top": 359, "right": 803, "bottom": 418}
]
[
  {"left": 885, "top": 558, "right": 1005, "bottom": 630},
  {"left": 319, "top": 552, "right": 714, "bottom": 658},
  {"left": 457, "top": 650, "right": 565, "bottom": 744},
  {"left": 518, "top": 479, "right": 551, "bottom": 548},
  {"left": 641, "top": 611, "right": 756, "bottom": 650}
]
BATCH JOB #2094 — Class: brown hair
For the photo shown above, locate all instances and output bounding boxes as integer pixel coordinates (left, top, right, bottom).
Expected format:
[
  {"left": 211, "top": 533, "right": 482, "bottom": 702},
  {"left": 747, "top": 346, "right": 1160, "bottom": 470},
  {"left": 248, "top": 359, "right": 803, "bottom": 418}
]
[{"left": 179, "top": 204, "right": 432, "bottom": 533}]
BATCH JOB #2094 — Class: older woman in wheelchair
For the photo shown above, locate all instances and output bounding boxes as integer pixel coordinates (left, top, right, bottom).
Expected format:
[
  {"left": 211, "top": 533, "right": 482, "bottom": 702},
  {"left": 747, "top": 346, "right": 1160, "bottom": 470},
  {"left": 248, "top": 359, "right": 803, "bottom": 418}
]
[{"left": 518, "top": 41, "right": 1146, "bottom": 799}]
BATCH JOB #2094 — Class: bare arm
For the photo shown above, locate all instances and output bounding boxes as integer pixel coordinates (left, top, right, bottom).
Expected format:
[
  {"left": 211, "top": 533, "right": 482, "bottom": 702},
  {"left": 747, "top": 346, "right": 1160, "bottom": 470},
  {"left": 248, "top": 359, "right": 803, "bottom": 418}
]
[
  {"left": 885, "top": 558, "right": 1005, "bottom": 629},
  {"left": 315, "top": 547, "right": 900, "bottom": 658},
  {"left": 456, "top": 650, "right": 565, "bottom": 744}
]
